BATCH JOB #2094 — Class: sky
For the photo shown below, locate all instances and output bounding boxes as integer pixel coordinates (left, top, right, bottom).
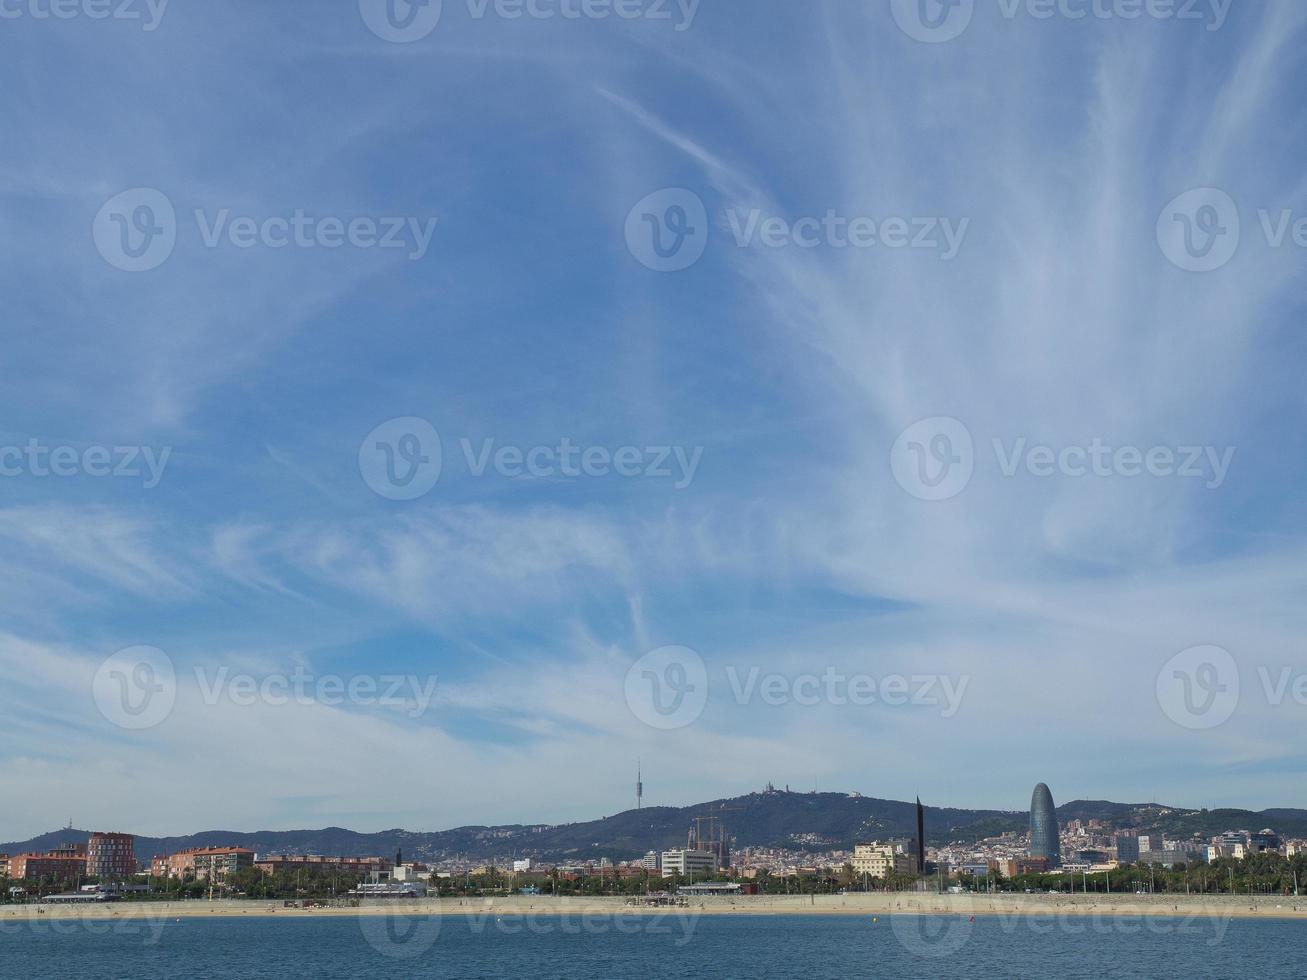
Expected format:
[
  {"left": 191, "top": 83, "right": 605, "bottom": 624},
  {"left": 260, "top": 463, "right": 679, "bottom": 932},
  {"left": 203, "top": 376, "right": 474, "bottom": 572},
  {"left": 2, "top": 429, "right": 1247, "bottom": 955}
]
[{"left": 1, "top": 0, "right": 1306, "bottom": 841}]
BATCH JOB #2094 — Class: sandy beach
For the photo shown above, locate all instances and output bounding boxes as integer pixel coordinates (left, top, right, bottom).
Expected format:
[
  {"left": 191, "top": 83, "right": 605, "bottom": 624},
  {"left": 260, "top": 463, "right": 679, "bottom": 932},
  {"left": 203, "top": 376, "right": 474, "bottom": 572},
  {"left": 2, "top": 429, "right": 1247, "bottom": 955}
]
[{"left": 5, "top": 893, "right": 1307, "bottom": 923}]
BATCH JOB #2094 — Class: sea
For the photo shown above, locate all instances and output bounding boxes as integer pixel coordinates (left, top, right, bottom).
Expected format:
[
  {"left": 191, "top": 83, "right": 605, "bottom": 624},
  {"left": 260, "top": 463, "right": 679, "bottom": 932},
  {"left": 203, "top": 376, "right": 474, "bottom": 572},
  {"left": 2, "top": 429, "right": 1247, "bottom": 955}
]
[{"left": 2, "top": 912, "right": 1305, "bottom": 977}]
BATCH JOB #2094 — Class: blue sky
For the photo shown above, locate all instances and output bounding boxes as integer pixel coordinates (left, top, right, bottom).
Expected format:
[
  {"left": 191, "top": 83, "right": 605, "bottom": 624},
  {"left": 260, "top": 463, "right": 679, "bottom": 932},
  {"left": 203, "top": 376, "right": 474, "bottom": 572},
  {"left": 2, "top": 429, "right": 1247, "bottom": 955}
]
[{"left": 2, "top": 0, "right": 1306, "bottom": 839}]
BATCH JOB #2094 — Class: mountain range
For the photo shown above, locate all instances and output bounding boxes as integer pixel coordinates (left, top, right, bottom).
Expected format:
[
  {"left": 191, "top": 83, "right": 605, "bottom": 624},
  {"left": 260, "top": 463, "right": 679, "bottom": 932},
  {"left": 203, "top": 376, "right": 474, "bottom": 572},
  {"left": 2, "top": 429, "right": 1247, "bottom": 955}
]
[{"left": 6, "top": 791, "right": 1305, "bottom": 866}]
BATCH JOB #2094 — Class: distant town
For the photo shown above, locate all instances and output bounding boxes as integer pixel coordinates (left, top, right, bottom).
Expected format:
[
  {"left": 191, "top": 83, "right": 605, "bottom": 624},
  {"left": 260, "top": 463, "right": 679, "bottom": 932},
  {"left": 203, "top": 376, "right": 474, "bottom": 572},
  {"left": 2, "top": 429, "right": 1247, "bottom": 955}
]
[{"left": 5, "top": 782, "right": 1305, "bottom": 904}]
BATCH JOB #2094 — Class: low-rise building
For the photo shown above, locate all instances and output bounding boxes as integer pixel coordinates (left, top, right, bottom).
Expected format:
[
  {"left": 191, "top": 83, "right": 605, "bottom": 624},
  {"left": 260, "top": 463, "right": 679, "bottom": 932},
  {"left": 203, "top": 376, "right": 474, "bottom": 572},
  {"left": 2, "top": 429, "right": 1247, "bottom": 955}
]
[
  {"left": 1142, "top": 849, "right": 1194, "bottom": 868},
  {"left": 1072, "top": 850, "right": 1110, "bottom": 865},
  {"left": 189, "top": 847, "right": 255, "bottom": 882},
  {"left": 998, "top": 857, "right": 1048, "bottom": 877},
  {"left": 661, "top": 849, "right": 718, "bottom": 877},
  {"left": 348, "top": 881, "right": 427, "bottom": 898},
  {"left": 9, "top": 852, "right": 87, "bottom": 884},
  {"left": 678, "top": 882, "right": 742, "bottom": 897},
  {"left": 851, "top": 844, "right": 914, "bottom": 879},
  {"left": 255, "top": 855, "right": 393, "bottom": 877},
  {"left": 150, "top": 847, "right": 255, "bottom": 881},
  {"left": 393, "top": 863, "right": 430, "bottom": 882}
]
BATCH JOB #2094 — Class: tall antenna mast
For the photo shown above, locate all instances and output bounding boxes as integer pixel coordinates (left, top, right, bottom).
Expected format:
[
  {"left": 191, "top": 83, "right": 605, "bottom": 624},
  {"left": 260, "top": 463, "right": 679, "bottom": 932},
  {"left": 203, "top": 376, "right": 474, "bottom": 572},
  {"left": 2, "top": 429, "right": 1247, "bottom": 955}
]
[{"left": 636, "top": 760, "right": 643, "bottom": 811}]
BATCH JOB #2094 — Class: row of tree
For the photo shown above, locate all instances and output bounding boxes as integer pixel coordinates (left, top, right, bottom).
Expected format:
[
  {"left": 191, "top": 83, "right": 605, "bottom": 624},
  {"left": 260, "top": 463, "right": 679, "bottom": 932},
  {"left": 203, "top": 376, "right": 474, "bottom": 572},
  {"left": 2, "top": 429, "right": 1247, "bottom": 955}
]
[
  {"left": 955, "top": 852, "right": 1307, "bottom": 896},
  {"left": 5, "top": 851, "right": 1304, "bottom": 901}
]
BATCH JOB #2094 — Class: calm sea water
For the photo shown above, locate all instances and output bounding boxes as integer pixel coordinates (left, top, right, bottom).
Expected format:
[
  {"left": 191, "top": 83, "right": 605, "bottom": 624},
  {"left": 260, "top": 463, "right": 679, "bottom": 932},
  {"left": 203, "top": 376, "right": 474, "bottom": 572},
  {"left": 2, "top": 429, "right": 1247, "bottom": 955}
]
[{"left": 3, "top": 912, "right": 1305, "bottom": 978}]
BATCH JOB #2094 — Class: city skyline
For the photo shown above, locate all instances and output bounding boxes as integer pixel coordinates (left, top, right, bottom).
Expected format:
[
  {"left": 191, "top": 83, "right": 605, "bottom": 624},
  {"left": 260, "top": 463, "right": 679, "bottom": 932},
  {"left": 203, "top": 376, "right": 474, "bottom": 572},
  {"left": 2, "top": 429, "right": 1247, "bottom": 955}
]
[
  {"left": 5, "top": 791, "right": 1300, "bottom": 886},
  {"left": 5, "top": 780, "right": 1304, "bottom": 849}
]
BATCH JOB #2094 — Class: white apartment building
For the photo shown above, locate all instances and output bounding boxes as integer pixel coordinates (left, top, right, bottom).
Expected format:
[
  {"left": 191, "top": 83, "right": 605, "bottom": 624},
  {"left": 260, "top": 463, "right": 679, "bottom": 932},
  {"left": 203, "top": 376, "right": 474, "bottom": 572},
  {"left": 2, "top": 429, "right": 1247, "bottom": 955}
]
[
  {"left": 661, "top": 849, "right": 718, "bottom": 877},
  {"left": 393, "top": 863, "right": 430, "bottom": 882}
]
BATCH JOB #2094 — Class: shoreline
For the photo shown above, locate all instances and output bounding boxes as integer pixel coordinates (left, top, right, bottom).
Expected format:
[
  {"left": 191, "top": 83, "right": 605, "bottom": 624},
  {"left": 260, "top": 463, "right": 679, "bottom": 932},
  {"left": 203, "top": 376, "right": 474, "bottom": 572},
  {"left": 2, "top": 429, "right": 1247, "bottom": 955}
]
[{"left": 5, "top": 894, "right": 1307, "bottom": 923}]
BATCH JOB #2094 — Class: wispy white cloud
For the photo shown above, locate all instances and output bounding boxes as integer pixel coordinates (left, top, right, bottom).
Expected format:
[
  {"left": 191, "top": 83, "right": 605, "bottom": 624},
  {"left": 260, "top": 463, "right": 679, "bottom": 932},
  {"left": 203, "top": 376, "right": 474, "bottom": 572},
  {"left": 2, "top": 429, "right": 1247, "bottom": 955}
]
[{"left": 1, "top": 2, "right": 1304, "bottom": 838}]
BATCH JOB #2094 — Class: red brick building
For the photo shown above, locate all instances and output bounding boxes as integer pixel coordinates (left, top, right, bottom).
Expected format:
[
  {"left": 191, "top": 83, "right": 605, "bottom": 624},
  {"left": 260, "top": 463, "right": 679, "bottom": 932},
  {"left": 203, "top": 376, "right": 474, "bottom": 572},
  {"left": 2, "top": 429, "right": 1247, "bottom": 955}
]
[
  {"left": 9, "top": 852, "right": 86, "bottom": 884},
  {"left": 153, "top": 846, "right": 255, "bottom": 881},
  {"left": 87, "top": 832, "right": 137, "bottom": 879}
]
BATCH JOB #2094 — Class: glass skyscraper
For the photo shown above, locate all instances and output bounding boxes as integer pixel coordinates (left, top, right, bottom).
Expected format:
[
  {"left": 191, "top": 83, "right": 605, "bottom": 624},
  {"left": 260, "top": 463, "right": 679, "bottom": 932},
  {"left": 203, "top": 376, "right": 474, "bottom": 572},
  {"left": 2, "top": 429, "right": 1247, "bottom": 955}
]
[{"left": 1029, "top": 783, "right": 1061, "bottom": 868}]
